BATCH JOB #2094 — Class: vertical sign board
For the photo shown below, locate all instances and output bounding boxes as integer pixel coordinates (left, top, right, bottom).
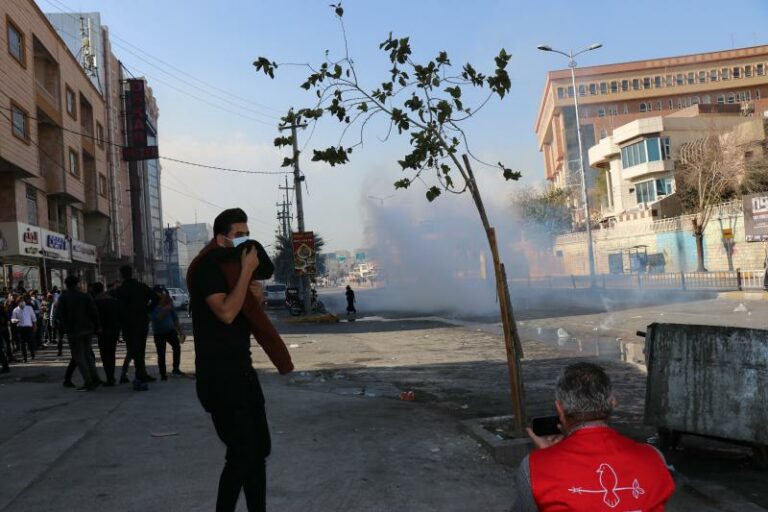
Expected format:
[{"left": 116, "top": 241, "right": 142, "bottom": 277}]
[
  {"left": 743, "top": 192, "right": 768, "bottom": 242},
  {"left": 292, "top": 231, "right": 316, "bottom": 275},
  {"left": 122, "top": 79, "right": 159, "bottom": 161}
]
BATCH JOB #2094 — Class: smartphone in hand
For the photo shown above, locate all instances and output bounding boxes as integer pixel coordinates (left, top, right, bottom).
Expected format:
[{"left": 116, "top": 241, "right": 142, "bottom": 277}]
[{"left": 531, "top": 415, "right": 561, "bottom": 436}]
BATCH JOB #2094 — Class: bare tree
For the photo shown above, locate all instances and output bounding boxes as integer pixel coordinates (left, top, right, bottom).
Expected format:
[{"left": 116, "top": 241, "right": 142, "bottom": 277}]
[{"left": 675, "top": 133, "right": 744, "bottom": 272}]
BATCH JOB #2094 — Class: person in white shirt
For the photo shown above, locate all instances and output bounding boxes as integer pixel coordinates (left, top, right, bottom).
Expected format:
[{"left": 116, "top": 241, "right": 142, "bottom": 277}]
[{"left": 11, "top": 296, "right": 37, "bottom": 362}]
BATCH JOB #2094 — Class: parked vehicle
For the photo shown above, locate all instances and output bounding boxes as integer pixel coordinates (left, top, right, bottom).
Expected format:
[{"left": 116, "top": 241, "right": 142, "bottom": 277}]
[
  {"left": 166, "top": 287, "right": 190, "bottom": 309},
  {"left": 285, "top": 287, "right": 326, "bottom": 316},
  {"left": 264, "top": 284, "right": 288, "bottom": 307}
]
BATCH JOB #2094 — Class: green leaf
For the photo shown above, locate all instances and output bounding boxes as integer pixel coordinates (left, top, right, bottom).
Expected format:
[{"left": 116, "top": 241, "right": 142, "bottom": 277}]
[
  {"left": 436, "top": 51, "right": 451, "bottom": 66},
  {"left": 281, "top": 157, "right": 294, "bottom": 168},
  {"left": 499, "top": 162, "right": 522, "bottom": 181},
  {"left": 253, "top": 57, "right": 278, "bottom": 79},
  {"left": 426, "top": 186, "right": 442, "bottom": 202},
  {"left": 273, "top": 136, "right": 293, "bottom": 148},
  {"left": 394, "top": 179, "right": 411, "bottom": 189},
  {"left": 312, "top": 146, "right": 350, "bottom": 166},
  {"left": 357, "top": 102, "right": 369, "bottom": 112}
]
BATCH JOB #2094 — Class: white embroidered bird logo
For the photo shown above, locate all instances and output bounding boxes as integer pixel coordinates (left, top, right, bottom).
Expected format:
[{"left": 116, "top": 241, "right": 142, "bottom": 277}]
[{"left": 568, "top": 463, "right": 645, "bottom": 508}]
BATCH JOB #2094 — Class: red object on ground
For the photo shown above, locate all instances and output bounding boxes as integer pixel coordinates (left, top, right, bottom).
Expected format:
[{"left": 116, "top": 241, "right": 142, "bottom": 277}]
[{"left": 399, "top": 391, "right": 416, "bottom": 401}]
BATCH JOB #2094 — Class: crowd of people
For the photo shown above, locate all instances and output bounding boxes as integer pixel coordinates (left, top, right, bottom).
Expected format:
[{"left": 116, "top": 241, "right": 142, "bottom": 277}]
[{"left": 0, "top": 266, "right": 185, "bottom": 391}]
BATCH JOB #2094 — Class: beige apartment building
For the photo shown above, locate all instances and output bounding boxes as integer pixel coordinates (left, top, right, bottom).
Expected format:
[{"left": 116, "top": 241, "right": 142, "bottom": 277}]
[
  {"left": 0, "top": 0, "right": 109, "bottom": 288},
  {"left": 535, "top": 45, "right": 768, "bottom": 208}
]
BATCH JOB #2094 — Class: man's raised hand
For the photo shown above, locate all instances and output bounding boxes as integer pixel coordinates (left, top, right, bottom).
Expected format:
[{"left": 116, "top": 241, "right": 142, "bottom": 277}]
[{"left": 241, "top": 245, "right": 260, "bottom": 273}]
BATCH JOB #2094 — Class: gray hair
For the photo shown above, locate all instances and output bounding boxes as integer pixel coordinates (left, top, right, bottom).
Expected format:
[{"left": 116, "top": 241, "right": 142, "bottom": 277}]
[{"left": 555, "top": 362, "right": 614, "bottom": 421}]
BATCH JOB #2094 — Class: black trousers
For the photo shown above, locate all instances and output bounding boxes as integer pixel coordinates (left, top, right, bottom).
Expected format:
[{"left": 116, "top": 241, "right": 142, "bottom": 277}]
[
  {"left": 153, "top": 330, "right": 181, "bottom": 378},
  {"left": 123, "top": 324, "right": 150, "bottom": 380},
  {"left": 18, "top": 327, "right": 35, "bottom": 361},
  {"left": 98, "top": 331, "right": 119, "bottom": 383},
  {"left": 0, "top": 328, "right": 12, "bottom": 362},
  {"left": 198, "top": 371, "right": 271, "bottom": 512}
]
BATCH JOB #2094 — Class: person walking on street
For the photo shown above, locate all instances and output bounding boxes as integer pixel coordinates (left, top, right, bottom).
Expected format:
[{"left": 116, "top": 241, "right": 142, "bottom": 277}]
[
  {"left": 113, "top": 265, "right": 158, "bottom": 390},
  {"left": 150, "top": 286, "right": 184, "bottom": 381},
  {"left": 345, "top": 285, "right": 356, "bottom": 321},
  {"left": 187, "top": 208, "right": 271, "bottom": 512},
  {"left": 11, "top": 295, "right": 36, "bottom": 362},
  {"left": 92, "top": 282, "right": 121, "bottom": 386},
  {"left": 49, "top": 290, "right": 66, "bottom": 356},
  {"left": 56, "top": 275, "right": 101, "bottom": 391}
]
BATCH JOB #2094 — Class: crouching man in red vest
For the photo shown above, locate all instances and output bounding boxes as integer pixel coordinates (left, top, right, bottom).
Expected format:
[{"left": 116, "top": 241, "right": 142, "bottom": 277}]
[{"left": 510, "top": 362, "right": 675, "bottom": 511}]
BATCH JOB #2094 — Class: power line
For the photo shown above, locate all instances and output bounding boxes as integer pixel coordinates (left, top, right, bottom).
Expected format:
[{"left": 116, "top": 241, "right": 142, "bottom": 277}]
[{"left": 0, "top": 103, "right": 289, "bottom": 176}]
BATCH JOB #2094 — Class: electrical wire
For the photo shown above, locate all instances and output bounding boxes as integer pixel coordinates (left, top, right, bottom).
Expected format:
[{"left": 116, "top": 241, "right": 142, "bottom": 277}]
[{"left": 0, "top": 103, "right": 289, "bottom": 176}]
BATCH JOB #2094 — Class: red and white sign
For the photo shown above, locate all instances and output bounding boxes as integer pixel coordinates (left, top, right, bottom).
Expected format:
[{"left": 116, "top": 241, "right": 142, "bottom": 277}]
[{"left": 0, "top": 222, "right": 42, "bottom": 258}]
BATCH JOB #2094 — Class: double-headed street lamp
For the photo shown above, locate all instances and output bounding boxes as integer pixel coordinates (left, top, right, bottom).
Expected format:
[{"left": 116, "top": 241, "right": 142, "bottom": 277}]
[{"left": 537, "top": 43, "right": 602, "bottom": 284}]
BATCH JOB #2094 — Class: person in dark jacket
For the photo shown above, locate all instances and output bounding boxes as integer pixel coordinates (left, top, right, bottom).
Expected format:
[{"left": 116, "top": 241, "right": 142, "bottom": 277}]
[
  {"left": 150, "top": 286, "right": 183, "bottom": 380},
  {"left": 112, "top": 265, "right": 158, "bottom": 389},
  {"left": 92, "top": 282, "right": 121, "bottom": 386},
  {"left": 56, "top": 275, "right": 101, "bottom": 391}
]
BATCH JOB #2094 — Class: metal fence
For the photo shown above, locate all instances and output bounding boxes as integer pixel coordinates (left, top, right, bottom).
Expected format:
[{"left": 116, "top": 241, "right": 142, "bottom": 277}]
[{"left": 511, "top": 269, "right": 766, "bottom": 292}]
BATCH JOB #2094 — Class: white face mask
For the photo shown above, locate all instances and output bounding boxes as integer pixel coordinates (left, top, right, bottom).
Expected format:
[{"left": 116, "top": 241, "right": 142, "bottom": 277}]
[{"left": 227, "top": 236, "right": 250, "bottom": 248}]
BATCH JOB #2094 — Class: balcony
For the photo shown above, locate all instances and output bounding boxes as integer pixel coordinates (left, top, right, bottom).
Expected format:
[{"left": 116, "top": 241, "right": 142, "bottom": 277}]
[
  {"left": 83, "top": 154, "right": 109, "bottom": 217},
  {"left": 33, "top": 37, "right": 61, "bottom": 123},
  {"left": 79, "top": 95, "right": 95, "bottom": 156},
  {"left": 622, "top": 159, "right": 674, "bottom": 181}
]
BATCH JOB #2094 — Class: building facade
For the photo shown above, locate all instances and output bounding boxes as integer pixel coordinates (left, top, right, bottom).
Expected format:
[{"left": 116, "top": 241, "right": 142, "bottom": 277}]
[
  {"left": 1, "top": 0, "right": 106, "bottom": 289},
  {"left": 535, "top": 45, "right": 768, "bottom": 211}
]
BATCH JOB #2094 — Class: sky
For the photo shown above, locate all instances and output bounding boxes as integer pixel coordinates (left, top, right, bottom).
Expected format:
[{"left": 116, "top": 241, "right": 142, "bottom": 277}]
[{"left": 35, "top": 0, "right": 768, "bottom": 252}]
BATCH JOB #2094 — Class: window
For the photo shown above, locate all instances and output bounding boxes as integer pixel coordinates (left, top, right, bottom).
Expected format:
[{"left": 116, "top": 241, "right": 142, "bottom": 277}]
[
  {"left": 7, "top": 17, "right": 25, "bottom": 67},
  {"left": 727, "top": 93, "right": 736, "bottom": 104},
  {"left": 710, "top": 69, "right": 719, "bottom": 82},
  {"left": 26, "top": 184, "right": 38, "bottom": 226},
  {"left": 578, "top": 84, "right": 586, "bottom": 96},
  {"left": 621, "top": 138, "right": 665, "bottom": 169},
  {"left": 68, "top": 148, "right": 80, "bottom": 178},
  {"left": 65, "top": 86, "right": 76, "bottom": 119},
  {"left": 721, "top": 68, "right": 730, "bottom": 80},
  {"left": 643, "top": 77, "right": 651, "bottom": 89},
  {"left": 608, "top": 105, "right": 618, "bottom": 116},
  {"left": 567, "top": 86, "right": 574, "bottom": 97},
  {"left": 621, "top": 79, "right": 629, "bottom": 92},
  {"left": 692, "top": 96, "right": 700, "bottom": 105},
  {"left": 597, "top": 106, "right": 606, "bottom": 118},
  {"left": 581, "top": 107, "right": 590, "bottom": 117},
  {"left": 661, "top": 137, "right": 672, "bottom": 159},
  {"left": 96, "top": 122, "right": 104, "bottom": 147},
  {"left": 699, "top": 71, "right": 707, "bottom": 83},
  {"left": 738, "top": 91, "right": 746, "bottom": 102},
  {"left": 733, "top": 67, "right": 741, "bottom": 79},
  {"left": 703, "top": 95, "right": 711, "bottom": 104},
  {"left": 669, "top": 99, "right": 675, "bottom": 109},
  {"left": 632, "top": 78, "right": 640, "bottom": 90},
  {"left": 757, "top": 64, "right": 765, "bottom": 76},
  {"left": 589, "top": 83, "right": 597, "bottom": 95},
  {"left": 676, "top": 73, "right": 684, "bottom": 85},
  {"left": 635, "top": 181, "right": 656, "bottom": 204},
  {"left": 10, "top": 102, "right": 29, "bottom": 142},
  {"left": 557, "top": 87, "right": 565, "bottom": 99},
  {"left": 600, "top": 128, "right": 607, "bottom": 139},
  {"left": 745, "top": 65, "right": 753, "bottom": 78},
  {"left": 639, "top": 102, "right": 648, "bottom": 113},
  {"left": 656, "top": 178, "right": 674, "bottom": 196},
  {"left": 654, "top": 76, "right": 662, "bottom": 88},
  {"left": 71, "top": 209, "right": 81, "bottom": 239},
  {"left": 622, "top": 104, "right": 629, "bottom": 115},
  {"left": 656, "top": 100, "right": 663, "bottom": 111},
  {"left": 610, "top": 81, "right": 618, "bottom": 93},
  {"left": 717, "top": 94, "right": 725, "bottom": 104},
  {"left": 757, "top": 89, "right": 762, "bottom": 99},
  {"left": 666, "top": 75, "right": 674, "bottom": 87},
  {"left": 600, "top": 82, "right": 608, "bottom": 95},
  {"left": 688, "top": 72, "right": 695, "bottom": 84},
  {"left": 98, "top": 173, "right": 108, "bottom": 197}
]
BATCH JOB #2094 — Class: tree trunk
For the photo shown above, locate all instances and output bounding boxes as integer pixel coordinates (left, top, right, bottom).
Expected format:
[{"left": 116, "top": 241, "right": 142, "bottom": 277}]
[
  {"left": 462, "top": 155, "right": 527, "bottom": 435},
  {"left": 695, "top": 229, "right": 707, "bottom": 272}
]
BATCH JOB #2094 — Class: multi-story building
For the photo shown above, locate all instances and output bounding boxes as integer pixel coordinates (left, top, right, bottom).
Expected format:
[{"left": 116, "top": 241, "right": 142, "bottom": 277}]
[
  {"left": 535, "top": 45, "right": 768, "bottom": 215},
  {"left": 47, "top": 11, "right": 164, "bottom": 284},
  {"left": 178, "top": 223, "right": 213, "bottom": 262},
  {"left": 0, "top": 0, "right": 107, "bottom": 289},
  {"left": 588, "top": 104, "right": 766, "bottom": 220}
]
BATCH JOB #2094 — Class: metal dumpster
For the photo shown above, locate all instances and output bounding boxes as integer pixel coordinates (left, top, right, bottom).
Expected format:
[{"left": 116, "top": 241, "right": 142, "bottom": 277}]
[{"left": 644, "top": 323, "right": 768, "bottom": 465}]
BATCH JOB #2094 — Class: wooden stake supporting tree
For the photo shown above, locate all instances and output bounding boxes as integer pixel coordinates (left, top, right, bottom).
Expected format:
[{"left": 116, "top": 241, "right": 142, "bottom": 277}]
[{"left": 254, "top": 3, "right": 527, "bottom": 433}]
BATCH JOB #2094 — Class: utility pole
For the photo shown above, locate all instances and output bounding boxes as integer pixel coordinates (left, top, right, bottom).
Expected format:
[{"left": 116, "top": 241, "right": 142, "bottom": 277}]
[{"left": 279, "top": 112, "right": 311, "bottom": 314}]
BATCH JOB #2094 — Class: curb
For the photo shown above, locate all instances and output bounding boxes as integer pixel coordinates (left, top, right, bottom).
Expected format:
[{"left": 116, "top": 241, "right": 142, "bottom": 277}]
[
  {"left": 459, "top": 415, "right": 531, "bottom": 468},
  {"left": 284, "top": 313, "right": 340, "bottom": 324},
  {"left": 718, "top": 291, "right": 768, "bottom": 302}
]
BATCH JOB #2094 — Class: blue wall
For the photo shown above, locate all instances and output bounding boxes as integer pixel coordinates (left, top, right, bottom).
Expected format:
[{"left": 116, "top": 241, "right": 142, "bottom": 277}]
[{"left": 656, "top": 231, "right": 701, "bottom": 272}]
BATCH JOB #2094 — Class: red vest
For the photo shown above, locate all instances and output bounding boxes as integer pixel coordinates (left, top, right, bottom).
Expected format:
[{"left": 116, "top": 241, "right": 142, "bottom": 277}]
[{"left": 530, "top": 426, "right": 675, "bottom": 511}]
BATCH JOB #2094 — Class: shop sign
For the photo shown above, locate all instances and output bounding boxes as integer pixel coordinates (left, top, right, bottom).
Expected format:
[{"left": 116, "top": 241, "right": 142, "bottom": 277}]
[
  {"left": 40, "top": 229, "right": 71, "bottom": 261},
  {"left": 71, "top": 239, "right": 98, "bottom": 264}
]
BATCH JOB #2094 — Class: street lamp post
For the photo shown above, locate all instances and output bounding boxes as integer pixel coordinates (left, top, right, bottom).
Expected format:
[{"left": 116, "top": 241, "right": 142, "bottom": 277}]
[{"left": 537, "top": 43, "right": 602, "bottom": 284}]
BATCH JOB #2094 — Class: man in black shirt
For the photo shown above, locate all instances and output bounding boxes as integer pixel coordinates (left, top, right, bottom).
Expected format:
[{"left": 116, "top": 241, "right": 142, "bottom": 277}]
[
  {"left": 92, "top": 282, "right": 121, "bottom": 386},
  {"left": 113, "top": 265, "right": 157, "bottom": 389},
  {"left": 187, "top": 208, "right": 267, "bottom": 512}
]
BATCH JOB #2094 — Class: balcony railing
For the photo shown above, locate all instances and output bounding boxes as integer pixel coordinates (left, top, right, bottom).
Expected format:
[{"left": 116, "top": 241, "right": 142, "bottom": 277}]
[{"left": 35, "top": 80, "right": 60, "bottom": 110}]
